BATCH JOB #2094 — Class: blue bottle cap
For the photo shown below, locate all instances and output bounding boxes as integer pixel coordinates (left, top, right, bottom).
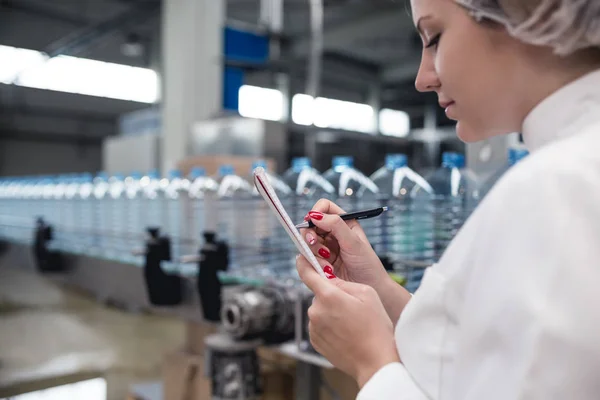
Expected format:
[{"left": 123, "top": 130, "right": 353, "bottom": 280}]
[
  {"left": 252, "top": 160, "right": 268, "bottom": 172},
  {"left": 219, "top": 165, "right": 235, "bottom": 177},
  {"left": 385, "top": 154, "right": 408, "bottom": 170},
  {"left": 129, "top": 171, "right": 143, "bottom": 180},
  {"left": 508, "top": 148, "right": 529, "bottom": 166},
  {"left": 442, "top": 152, "right": 465, "bottom": 169},
  {"left": 292, "top": 157, "right": 311, "bottom": 172},
  {"left": 332, "top": 156, "right": 353, "bottom": 169},
  {"left": 189, "top": 167, "right": 206, "bottom": 179},
  {"left": 169, "top": 169, "right": 182, "bottom": 179}
]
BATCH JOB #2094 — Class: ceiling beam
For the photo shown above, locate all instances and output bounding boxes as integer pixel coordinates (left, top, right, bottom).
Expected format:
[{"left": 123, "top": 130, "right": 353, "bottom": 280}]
[
  {"left": 0, "top": 0, "right": 90, "bottom": 27},
  {"left": 43, "top": 1, "right": 160, "bottom": 58},
  {"left": 381, "top": 58, "right": 421, "bottom": 84},
  {"left": 291, "top": 7, "right": 412, "bottom": 57}
]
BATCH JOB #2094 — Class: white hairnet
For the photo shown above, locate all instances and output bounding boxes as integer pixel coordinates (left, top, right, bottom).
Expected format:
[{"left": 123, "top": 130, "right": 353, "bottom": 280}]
[{"left": 455, "top": 0, "right": 600, "bottom": 56}]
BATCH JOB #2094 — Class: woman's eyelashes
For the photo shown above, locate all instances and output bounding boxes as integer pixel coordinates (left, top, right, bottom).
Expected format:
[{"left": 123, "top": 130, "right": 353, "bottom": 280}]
[{"left": 425, "top": 34, "right": 441, "bottom": 49}]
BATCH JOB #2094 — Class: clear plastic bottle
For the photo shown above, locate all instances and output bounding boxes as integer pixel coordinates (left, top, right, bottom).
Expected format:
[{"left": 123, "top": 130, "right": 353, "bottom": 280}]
[
  {"left": 415, "top": 152, "right": 480, "bottom": 264},
  {"left": 215, "top": 165, "right": 254, "bottom": 279},
  {"left": 18, "top": 178, "right": 32, "bottom": 244},
  {"left": 364, "top": 154, "right": 433, "bottom": 262},
  {"left": 0, "top": 178, "right": 6, "bottom": 240},
  {"left": 480, "top": 148, "right": 529, "bottom": 200},
  {"left": 74, "top": 174, "right": 94, "bottom": 255},
  {"left": 92, "top": 173, "right": 110, "bottom": 256},
  {"left": 323, "top": 156, "right": 380, "bottom": 241},
  {"left": 124, "top": 172, "right": 143, "bottom": 264},
  {"left": 51, "top": 175, "right": 69, "bottom": 251},
  {"left": 164, "top": 169, "right": 191, "bottom": 269},
  {"left": 141, "top": 169, "right": 163, "bottom": 233},
  {"left": 63, "top": 175, "right": 81, "bottom": 253},
  {"left": 248, "top": 160, "right": 294, "bottom": 281},
  {"left": 108, "top": 174, "right": 127, "bottom": 261},
  {"left": 188, "top": 167, "right": 219, "bottom": 254},
  {"left": 41, "top": 177, "right": 57, "bottom": 235},
  {"left": 282, "top": 157, "right": 335, "bottom": 221}
]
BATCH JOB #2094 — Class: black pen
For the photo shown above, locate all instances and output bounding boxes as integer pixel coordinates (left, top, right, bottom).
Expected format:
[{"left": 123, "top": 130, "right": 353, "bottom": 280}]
[{"left": 295, "top": 206, "right": 389, "bottom": 229}]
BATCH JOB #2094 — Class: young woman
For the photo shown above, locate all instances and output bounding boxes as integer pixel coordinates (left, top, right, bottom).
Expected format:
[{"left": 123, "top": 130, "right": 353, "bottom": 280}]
[{"left": 296, "top": 1, "right": 600, "bottom": 398}]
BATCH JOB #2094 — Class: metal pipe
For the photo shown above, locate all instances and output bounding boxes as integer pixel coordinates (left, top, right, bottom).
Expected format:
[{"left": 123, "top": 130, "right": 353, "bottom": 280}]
[{"left": 306, "top": 0, "right": 324, "bottom": 98}]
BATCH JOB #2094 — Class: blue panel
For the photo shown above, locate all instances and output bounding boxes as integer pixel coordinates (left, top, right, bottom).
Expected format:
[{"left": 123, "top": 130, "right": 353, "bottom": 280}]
[
  {"left": 224, "top": 27, "right": 269, "bottom": 63},
  {"left": 223, "top": 67, "right": 244, "bottom": 111}
]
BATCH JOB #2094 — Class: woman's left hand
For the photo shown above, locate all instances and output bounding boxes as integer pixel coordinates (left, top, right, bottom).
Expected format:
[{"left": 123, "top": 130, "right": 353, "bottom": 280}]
[{"left": 297, "top": 255, "right": 401, "bottom": 388}]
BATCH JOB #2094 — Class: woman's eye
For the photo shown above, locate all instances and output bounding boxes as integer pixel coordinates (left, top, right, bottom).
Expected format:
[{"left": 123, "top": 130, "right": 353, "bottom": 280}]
[{"left": 425, "top": 34, "right": 441, "bottom": 49}]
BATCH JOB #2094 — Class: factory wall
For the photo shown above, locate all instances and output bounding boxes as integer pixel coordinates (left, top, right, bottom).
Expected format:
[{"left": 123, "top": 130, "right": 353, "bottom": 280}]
[{"left": 0, "top": 139, "right": 102, "bottom": 176}]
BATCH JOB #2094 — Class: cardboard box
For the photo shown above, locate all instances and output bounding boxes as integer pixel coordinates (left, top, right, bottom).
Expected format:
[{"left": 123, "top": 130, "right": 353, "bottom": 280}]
[
  {"left": 163, "top": 351, "right": 211, "bottom": 400},
  {"left": 184, "top": 321, "right": 218, "bottom": 355},
  {"left": 177, "top": 155, "right": 277, "bottom": 178}
]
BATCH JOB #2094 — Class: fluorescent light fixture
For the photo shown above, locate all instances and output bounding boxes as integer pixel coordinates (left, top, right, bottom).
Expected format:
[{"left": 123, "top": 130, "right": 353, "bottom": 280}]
[
  {"left": 0, "top": 44, "right": 158, "bottom": 103},
  {"left": 238, "top": 85, "right": 284, "bottom": 121},
  {"left": 292, "top": 94, "right": 375, "bottom": 133},
  {"left": 379, "top": 108, "right": 411, "bottom": 137}
]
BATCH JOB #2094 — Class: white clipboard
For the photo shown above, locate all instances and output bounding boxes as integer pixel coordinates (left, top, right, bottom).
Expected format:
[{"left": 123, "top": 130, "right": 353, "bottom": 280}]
[{"left": 253, "top": 167, "right": 326, "bottom": 279}]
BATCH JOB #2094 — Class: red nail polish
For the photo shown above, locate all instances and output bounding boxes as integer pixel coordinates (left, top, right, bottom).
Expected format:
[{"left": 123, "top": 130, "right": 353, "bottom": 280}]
[
  {"left": 303, "top": 214, "right": 310, "bottom": 221},
  {"left": 318, "top": 248, "right": 331, "bottom": 259},
  {"left": 323, "top": 265, "right": 336, "bottom": 279},
  {"left": 309, "top": 211, "right": 324, "bottom": 221}
]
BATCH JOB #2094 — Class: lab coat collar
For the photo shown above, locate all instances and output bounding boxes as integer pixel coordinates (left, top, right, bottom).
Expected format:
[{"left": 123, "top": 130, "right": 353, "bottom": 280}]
[{"left": 522, "top": 68, "right": 600, "bottom": 152}]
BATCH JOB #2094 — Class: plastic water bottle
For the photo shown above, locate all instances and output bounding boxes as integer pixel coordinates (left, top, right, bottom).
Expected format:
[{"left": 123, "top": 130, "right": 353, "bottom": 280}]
[
  {"left": 91, "top": 173, "right": 109, "bottom": 255},
  {"left": 480, "top": 148, "right": 529, "bottom": 200},
  {"left": 163, "top": 169, "right": 191, "bottom": 268},
  {"left": 215, "top": 165, "right": 254, "bottom": 279},
  {"left": 364, "top": 154, "right": 433, "bottom": 259},
  {"left": 63, "top": 175, "right": 81, "bottom": 253},
  {"left": 41, "top": 177, "right": 57, "bottom": 234},
  {"left": 121, "top": 172, "right": 143, "bottom": 264},
  {"left": 0, "top": 179, "right": 6, "bottom": 239},
  {"left": 71, "top": 174, "right": 93, "bottom": 254},
  {"left": 137, "top": 170, "right": 161, "bottom": 239},
  {"left": 0, "top": 179, "right": 6, "bottom": 240},
  {"left": 31, "top": 177, "right": 46, "bottom": 231},
  {"left": 416, "top": 152, "right": 479, "bottom": 264},
  {"left": 282, "top": 157, "right": 335, "bottom": 220},
  {"left": 107, "top": 174, "right": 127, "bottom": 261},
  {"left": 323, "top": 156, "right": 379, "bottom": 200},
  {"left": 51, "top": 176, "right": 69, "bottom": 251},
  {"left": 248, "top": 160, "right": 293, "bottom": 280},
  {"left": 323, "top": 156, "right": 379, "bottom": 241},
  {"left": 188, "top": 167, "right": 219, "bottom": 253}
]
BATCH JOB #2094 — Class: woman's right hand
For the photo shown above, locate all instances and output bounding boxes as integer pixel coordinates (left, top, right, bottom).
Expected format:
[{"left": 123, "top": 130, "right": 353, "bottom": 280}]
[
  {"left": 300, "top": 198, "right": 389, "bottom": 289},
  {"left": 300, "top": 198, "right": 413, "bottom": 324}
]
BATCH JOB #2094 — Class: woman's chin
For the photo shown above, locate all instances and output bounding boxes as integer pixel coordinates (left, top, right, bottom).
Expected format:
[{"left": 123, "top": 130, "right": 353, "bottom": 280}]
[{"left": 455, "top": 121, "right": 501, "bottom": 143}]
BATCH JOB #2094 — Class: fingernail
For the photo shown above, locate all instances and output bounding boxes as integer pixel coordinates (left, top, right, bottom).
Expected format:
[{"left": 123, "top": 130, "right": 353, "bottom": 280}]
[
  {"left": 318, "top": 248, "right": 331, "bottom": 259},
  {"left": 303, "top": 214, "right": 310, "bottom": 221},
  {"left": 324, "top": 265, "right": 336, "bottom": 280},
  {"left": 306, "top": 232, "right": 316, "bottom": 245},
  {"left": 308, "top": 211, "right": 324, "bottom": 221}
]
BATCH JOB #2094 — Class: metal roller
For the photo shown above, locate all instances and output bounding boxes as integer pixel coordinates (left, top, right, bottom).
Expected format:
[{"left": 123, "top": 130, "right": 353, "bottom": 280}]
[{"left": 221, "top": 285, "right": 296, "bottom": 342}]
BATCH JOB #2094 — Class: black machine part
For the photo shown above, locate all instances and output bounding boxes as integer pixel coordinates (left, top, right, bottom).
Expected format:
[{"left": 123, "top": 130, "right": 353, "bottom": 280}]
[
  {"left": 221, "top": 285, "right": 296, "bottom": 343},
  {"left": 205, "top": 334, "right": 262, "bottom": 400}
]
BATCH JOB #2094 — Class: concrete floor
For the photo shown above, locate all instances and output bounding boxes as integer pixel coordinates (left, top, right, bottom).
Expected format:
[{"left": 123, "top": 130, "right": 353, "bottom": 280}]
[{"left": 0, "top": 266, "right": 185, "bottom": 400}]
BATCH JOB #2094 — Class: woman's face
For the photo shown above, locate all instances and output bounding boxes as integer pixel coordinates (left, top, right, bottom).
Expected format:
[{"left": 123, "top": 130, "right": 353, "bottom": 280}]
[{"left": 411, "top": 0, "right": 531, "bottom": 142}]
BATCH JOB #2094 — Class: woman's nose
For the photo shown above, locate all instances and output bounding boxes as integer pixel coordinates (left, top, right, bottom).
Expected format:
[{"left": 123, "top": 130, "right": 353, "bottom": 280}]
[{"left": 415, "top": 53, "right": 440, "bottom": 93}]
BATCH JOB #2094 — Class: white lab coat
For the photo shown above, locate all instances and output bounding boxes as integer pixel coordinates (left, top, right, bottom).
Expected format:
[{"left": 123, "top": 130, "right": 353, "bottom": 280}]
[{"left": 357, "top": 69, "right": 600, "bottom": 400}]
